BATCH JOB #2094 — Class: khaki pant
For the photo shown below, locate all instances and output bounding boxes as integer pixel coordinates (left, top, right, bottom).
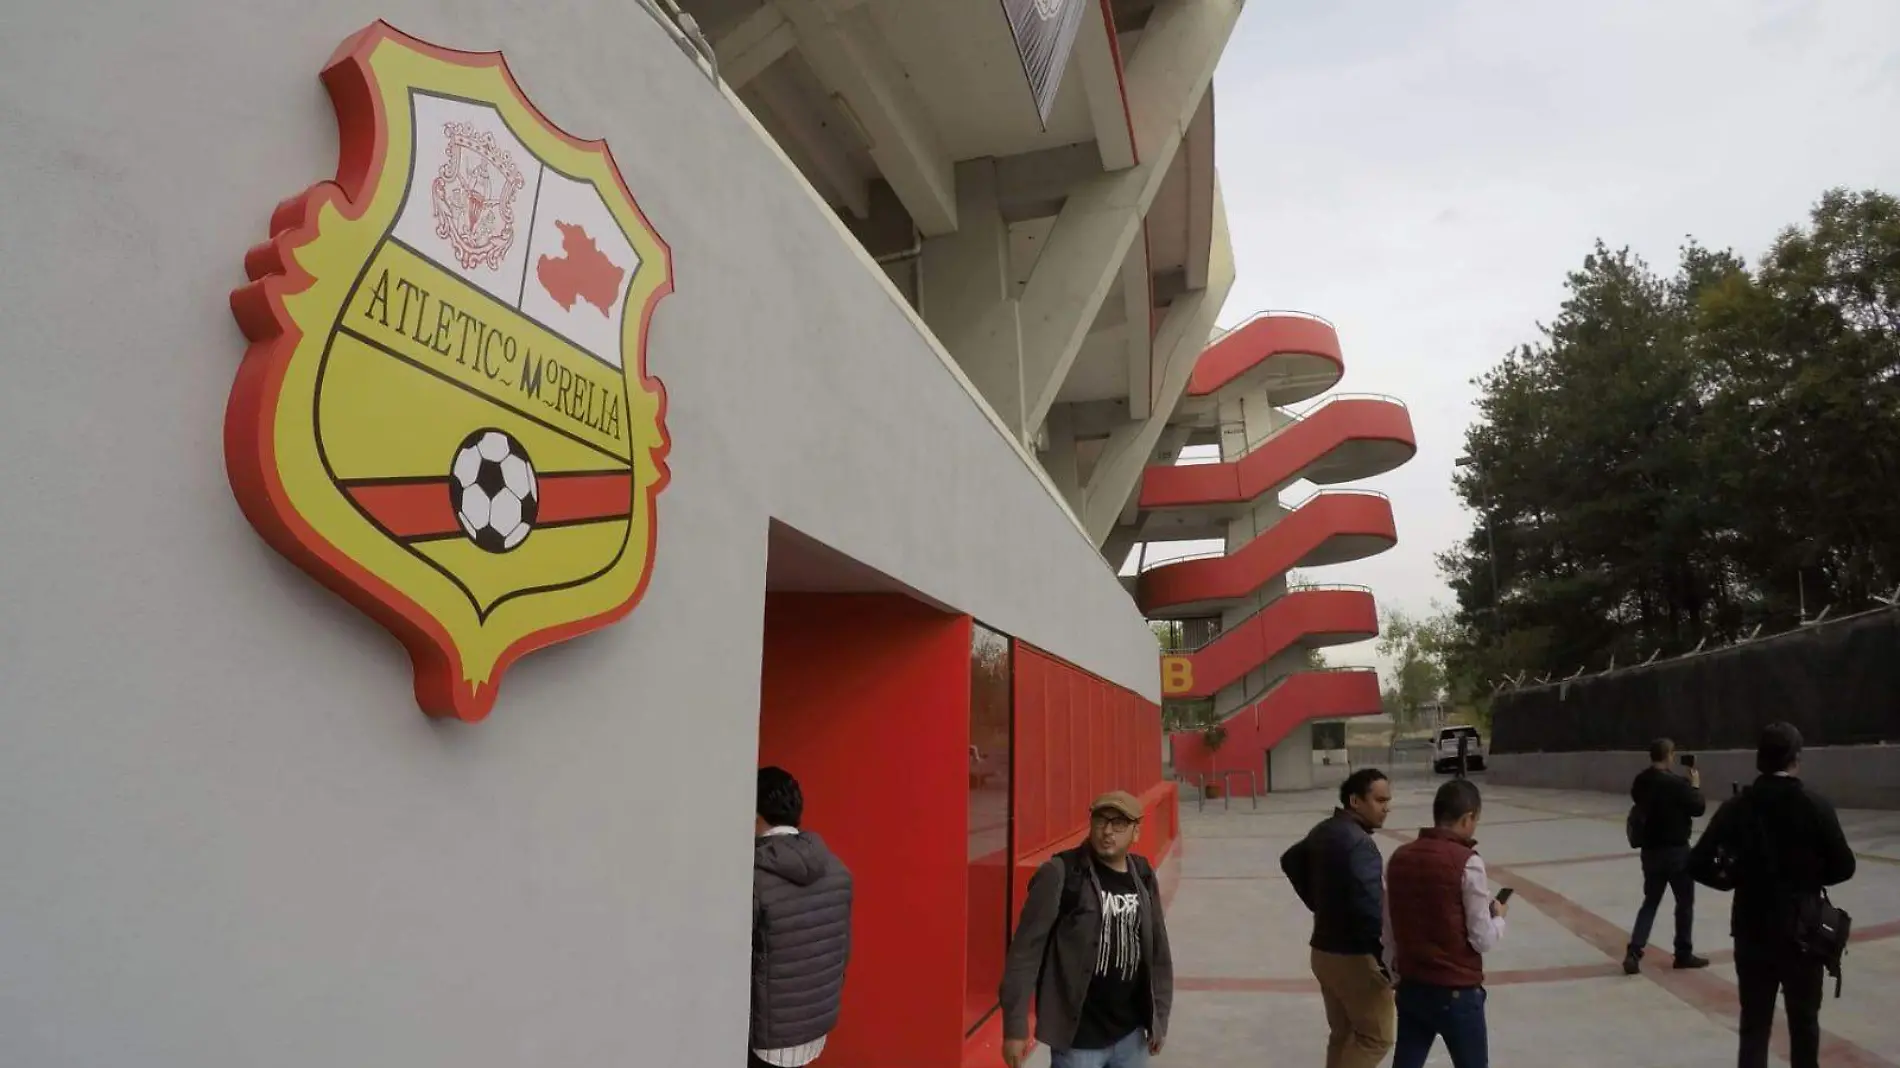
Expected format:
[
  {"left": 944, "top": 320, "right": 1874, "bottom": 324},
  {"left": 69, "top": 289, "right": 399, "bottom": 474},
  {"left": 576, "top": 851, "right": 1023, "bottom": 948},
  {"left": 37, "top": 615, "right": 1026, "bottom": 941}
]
[{"left": 1310, "top": 948, "right": 1397, "bottom": 1068}]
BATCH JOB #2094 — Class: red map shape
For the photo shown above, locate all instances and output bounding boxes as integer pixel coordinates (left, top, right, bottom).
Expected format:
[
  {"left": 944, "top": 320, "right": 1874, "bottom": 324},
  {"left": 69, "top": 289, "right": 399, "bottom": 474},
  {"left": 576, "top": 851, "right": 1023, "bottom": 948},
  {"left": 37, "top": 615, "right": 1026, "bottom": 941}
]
[{"left": 535, "top": 220, "right": 625, "bottom": 315}]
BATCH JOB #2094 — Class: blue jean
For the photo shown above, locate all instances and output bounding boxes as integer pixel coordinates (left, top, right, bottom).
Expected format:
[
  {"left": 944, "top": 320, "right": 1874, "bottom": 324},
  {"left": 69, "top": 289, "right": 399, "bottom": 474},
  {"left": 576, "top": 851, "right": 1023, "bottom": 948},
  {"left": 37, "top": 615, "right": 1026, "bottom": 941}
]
[
  {"left": 1392, "top": 982, "right": 1487, "bottom": 1068},
  {"left": 1628, "top": 845, "right": 1696, "bottom": 957},
  {"left": 1050, "top": 1029, "right": 1150, "bottom": 1068}
]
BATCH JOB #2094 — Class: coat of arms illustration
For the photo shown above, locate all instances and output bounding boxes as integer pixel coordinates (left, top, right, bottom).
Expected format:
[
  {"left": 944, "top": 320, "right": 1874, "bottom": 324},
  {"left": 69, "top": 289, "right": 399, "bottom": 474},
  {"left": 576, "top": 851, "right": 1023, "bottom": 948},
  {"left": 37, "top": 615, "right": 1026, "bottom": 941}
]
[{"left": 227, "top": 22, "right": 672, "bottom": 721}]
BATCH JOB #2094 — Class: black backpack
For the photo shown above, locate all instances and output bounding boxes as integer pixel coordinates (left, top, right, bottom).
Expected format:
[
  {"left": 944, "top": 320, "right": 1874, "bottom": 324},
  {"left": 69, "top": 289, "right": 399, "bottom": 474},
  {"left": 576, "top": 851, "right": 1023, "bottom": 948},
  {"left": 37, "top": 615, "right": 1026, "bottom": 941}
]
[
  {"left": 1625, "top": 803, "right": 1647, "bottom": 849},
  {"left": 1797, "top": 890, "right": 1853, "bottom": 998}
]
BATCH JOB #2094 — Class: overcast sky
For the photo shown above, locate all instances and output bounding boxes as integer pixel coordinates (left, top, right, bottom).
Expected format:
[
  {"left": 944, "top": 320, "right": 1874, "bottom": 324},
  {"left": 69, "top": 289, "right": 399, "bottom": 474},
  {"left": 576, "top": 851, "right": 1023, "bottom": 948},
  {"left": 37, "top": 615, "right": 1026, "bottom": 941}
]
[{"left": 1181, "top": 0, "right": 1900, "bottom": 673}]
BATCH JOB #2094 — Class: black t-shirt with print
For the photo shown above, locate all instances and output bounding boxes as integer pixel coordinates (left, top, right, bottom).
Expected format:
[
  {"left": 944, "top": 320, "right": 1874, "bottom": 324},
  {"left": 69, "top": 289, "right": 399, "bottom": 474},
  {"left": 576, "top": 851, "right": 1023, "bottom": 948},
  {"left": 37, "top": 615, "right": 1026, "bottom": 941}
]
[{"left": 1069, "top": 856, "right": 1150, "bottom": 1050}]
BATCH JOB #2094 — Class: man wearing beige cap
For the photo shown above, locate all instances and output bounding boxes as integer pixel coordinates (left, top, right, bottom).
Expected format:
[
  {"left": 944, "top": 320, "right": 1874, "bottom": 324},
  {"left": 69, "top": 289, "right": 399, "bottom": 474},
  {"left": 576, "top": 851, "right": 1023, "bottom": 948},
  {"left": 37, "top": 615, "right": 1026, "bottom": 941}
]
[{"left": 1000, "top": 791, "right": 1174, "bottom": 1068}]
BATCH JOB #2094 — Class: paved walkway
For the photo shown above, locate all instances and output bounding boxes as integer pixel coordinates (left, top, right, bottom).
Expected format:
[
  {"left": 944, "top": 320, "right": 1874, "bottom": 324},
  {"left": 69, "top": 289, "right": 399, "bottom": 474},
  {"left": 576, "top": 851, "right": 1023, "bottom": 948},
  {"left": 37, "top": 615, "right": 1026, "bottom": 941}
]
[{"left": 1161, "top": 775, "right": 1900, "bottom": 1067}]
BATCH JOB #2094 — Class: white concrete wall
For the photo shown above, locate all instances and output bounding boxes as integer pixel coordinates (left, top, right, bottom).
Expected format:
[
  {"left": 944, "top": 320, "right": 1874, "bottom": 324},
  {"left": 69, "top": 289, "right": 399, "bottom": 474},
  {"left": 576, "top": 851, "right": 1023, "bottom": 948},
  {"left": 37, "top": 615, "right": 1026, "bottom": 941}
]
[
  {"left": 1269, "top": 722, "right": 1316, "bottom": 792},
  {"left": 0, "top": 5, "right": 1159, "bottom": 1065}
]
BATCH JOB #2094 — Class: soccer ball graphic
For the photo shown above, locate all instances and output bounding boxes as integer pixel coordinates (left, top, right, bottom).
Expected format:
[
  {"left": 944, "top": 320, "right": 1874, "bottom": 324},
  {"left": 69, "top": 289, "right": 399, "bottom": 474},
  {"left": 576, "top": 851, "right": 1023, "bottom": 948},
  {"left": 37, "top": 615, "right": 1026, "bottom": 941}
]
[{"left": 449, "top": 429, "right": 539, "bottom": 552}]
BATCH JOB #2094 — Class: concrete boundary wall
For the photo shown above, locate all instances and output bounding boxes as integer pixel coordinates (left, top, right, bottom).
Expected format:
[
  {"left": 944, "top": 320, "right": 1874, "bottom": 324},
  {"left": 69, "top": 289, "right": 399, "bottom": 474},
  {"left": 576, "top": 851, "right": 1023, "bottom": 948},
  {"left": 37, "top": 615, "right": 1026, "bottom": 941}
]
[{"left": 1488, "top": 746, "right": 1900, "bottom": 811}]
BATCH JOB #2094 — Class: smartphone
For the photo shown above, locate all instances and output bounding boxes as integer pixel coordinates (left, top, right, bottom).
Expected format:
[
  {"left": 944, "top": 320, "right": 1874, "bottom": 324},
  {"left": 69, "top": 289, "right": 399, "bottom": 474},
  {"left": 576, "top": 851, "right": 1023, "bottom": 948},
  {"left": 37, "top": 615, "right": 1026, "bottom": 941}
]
[
  {"left": 1494, "top": 887, "right": 1515, "bottom": 904},
  {"left": 1681, "top": 753, "right": 1697, "bottom": 768}
]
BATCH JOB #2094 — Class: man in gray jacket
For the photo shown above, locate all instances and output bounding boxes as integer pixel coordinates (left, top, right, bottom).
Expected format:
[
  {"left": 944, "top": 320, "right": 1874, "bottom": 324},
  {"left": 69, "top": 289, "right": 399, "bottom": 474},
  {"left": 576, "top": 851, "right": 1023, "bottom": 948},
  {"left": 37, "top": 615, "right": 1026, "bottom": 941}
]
[
  {"left": 1000, "top": 790, "right": 1174, "bottom": 1068},
  {"left": 751, "top": 767, "right": 853, "bottom": 1068}
]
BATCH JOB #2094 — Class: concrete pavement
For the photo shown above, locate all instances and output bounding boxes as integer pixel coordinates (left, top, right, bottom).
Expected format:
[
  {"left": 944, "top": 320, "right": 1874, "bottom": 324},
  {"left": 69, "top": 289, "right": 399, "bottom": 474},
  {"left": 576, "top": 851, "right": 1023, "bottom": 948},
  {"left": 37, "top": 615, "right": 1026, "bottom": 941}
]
[{"left": 1158, "top": 777, "right": 1900, "bottom": 1067}]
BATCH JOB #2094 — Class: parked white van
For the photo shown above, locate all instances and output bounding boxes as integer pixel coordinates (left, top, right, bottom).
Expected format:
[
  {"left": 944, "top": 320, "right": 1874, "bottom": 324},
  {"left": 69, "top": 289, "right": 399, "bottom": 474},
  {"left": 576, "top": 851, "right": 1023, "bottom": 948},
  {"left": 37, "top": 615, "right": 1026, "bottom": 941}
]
[{"left": 1433, "top": 725, "right": 1486, "bottom": 773}]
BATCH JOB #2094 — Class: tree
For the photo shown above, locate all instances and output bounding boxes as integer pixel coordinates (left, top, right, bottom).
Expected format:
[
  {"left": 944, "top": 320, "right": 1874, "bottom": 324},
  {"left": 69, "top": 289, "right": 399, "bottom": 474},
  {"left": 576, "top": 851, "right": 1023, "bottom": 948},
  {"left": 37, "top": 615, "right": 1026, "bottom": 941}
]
[
  {"left": 1376, "top": 606, "right": 1457, "bottom": 725},
  {"left": 1441, "top": 188, "right": 1900, "bottom": 680}
]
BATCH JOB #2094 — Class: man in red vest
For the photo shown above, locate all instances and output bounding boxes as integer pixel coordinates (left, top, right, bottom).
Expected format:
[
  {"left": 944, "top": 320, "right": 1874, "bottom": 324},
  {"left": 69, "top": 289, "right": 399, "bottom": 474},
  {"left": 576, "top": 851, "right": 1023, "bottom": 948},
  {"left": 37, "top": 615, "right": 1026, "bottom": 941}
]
[{"left": 1382, "top": 778, "right": 1508, "bottom": 1068}]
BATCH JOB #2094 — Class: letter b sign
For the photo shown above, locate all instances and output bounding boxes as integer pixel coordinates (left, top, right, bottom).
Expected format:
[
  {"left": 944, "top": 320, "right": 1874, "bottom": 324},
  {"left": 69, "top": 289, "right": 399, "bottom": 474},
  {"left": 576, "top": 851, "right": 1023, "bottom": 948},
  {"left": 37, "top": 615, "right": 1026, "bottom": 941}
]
[{"left": 1161, "top": 656, "right": 1194, "bottom": 696}]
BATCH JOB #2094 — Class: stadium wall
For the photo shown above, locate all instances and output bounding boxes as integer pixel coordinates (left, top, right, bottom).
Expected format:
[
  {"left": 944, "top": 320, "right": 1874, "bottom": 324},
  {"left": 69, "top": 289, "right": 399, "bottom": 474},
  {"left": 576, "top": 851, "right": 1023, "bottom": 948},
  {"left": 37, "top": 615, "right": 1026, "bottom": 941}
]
[
  {"left": 0, "top": 6, "right": 1161, "bottom": 1067},
  {"left": 1488, "top": 607, "right": 1900, "bottom": 810}
]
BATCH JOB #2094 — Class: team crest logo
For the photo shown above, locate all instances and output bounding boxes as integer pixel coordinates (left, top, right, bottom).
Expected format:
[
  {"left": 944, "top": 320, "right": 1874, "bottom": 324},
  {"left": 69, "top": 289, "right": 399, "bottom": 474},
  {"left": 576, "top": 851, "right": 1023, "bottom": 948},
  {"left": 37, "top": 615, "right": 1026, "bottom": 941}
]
[{"left": 227, "top": 22, "right": 672, "bottom": 721}]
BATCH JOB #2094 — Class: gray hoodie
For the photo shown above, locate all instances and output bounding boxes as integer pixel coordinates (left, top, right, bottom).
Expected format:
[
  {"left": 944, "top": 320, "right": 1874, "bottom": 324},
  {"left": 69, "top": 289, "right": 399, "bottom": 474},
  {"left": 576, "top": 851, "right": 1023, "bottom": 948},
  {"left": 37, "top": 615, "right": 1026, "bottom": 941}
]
[{"left": 751, "top": 830, "right": 854, "bottom": 1050}]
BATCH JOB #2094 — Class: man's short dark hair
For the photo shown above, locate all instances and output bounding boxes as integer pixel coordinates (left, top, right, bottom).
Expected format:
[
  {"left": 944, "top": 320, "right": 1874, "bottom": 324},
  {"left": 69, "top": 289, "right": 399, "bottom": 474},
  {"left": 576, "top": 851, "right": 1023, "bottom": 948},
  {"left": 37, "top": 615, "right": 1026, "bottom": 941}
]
[
  {"left": 1340, "top": 768, "right": 1388, "bottom": 809},
  {"left": 1433, "top": 778, "right": 1483, "bottom": 826},
  {"left": 1757, "top": 722, "right": 1803, "bottom": 775},
  {"left": 757, "top": 765, "right": 804, "bottom": 828},
  {"left": 1649, "top": 738, "right": 1675, "bottom": 763}
]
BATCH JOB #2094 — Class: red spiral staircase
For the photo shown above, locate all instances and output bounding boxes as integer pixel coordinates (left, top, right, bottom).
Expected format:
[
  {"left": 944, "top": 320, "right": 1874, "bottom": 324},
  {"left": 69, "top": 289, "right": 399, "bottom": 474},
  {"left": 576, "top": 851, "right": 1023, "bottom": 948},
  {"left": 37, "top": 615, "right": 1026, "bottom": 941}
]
[{"left": 1136, "top": 312, "right": 1415, "bottom": 790}]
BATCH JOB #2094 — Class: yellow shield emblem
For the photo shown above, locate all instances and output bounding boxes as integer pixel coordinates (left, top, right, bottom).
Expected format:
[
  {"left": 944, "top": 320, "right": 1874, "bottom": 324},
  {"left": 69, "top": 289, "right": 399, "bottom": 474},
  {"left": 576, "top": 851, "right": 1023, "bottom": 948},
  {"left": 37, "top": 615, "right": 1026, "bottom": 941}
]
[{"left": 227, "top": 23, "right": 672, "bottom": 721}]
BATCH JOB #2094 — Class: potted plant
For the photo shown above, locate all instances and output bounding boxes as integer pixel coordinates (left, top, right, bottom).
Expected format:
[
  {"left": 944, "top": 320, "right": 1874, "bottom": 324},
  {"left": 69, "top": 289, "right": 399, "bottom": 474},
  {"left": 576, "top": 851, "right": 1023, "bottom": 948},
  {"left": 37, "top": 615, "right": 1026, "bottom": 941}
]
[{"left": 1200, "top": 723, "right": 1228, "bottom": 797}]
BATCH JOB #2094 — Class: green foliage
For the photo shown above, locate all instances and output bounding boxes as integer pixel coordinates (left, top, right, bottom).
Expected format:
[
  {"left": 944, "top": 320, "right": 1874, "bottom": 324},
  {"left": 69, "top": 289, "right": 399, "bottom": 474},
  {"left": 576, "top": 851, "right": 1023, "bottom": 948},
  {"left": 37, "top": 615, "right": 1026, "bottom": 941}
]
[
  {"left": 1201, "top": 722, "right": 1228, "bottom": 751},
  {"left": 1442, "top": 188, "right": 1900, "bottom": 682}
]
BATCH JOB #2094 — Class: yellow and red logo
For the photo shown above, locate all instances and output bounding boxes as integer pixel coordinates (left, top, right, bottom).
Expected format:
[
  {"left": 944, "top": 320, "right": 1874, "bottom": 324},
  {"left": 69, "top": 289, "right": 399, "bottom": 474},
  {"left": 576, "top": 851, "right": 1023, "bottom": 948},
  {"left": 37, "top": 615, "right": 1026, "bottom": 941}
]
[{"left": 227, "top": 23, "right": 672, "bottom": 721}]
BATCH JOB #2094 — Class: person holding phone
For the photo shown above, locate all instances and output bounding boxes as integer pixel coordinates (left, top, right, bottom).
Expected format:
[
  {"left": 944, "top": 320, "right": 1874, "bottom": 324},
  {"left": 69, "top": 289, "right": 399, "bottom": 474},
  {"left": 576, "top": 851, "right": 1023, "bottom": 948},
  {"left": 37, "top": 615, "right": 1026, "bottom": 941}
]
[
  {"left": 1623, "top": 738, "right": 1709, "bottom": 974},
  {"left": 1382, "top": 779, "right": 1507, "bottom": 1068}
]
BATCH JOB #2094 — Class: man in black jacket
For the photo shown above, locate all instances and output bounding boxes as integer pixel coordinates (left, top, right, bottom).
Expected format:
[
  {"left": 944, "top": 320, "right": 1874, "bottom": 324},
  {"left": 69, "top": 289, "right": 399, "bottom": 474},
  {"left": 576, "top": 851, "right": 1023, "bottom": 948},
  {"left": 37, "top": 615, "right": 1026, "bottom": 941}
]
[
  {"left": 751, "top": 767, "right": 853, "bottom": 1068},
  {"left": 1000, "top": 790, "right": 1174, "bottom": 1068},
  {"left": 1280, "top": 768, "right": 1395, "bottom": 1068},
  {"left": 1690, "top": 723, "right": 1857, "bottom": 1068},
  {"left": 1623, "top": 738, "right": 1709, "bottom": 974}
]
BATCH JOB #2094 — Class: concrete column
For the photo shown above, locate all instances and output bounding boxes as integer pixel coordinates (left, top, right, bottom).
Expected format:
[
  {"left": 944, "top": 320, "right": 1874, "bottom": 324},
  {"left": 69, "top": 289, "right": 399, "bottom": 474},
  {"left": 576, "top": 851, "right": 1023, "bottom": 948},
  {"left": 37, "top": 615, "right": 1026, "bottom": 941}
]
[
  {"left": 1268, "top": 726, "right": 1316, "bottom": 793},
  {"left": 1076, "top": 181, "right": 1237, "bottom": 545},
  {"left": 1012, "top": 0, "right": 1244, "bottom": 439},
  {"left": 1041, "top": 403, "right": 1083, "bottom": 508},
  {"left": 921, "top": 159, "right": 1026, "bottom": 436}
]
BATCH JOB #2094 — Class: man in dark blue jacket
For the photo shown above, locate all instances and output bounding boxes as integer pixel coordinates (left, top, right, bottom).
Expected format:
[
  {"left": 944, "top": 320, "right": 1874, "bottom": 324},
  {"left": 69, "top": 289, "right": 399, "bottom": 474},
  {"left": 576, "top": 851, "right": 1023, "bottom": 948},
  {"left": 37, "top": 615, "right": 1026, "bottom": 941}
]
[{"left": 1281, "top": 768, "right": 1395, "bottom": 1068}]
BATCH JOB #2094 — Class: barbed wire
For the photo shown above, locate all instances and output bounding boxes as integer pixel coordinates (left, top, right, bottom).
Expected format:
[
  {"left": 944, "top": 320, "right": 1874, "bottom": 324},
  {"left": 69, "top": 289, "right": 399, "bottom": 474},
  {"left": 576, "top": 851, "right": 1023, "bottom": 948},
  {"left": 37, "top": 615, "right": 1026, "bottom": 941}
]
[{"left": 1489, "top": 587, "right": 1900, "bottom": 696}]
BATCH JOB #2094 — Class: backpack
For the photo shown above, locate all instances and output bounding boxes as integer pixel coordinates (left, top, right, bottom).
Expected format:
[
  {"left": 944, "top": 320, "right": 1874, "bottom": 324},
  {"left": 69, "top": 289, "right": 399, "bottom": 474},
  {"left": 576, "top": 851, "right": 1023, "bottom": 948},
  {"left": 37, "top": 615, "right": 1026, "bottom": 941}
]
[
  {"left": 1694, "top": 786, "right": 1748, "bottom": 885},
  {"left": 1796, "top": 890, "right": 1853, "bottom": 999},
  {"left": 1625, "top": 803, "right": 1647, "bottom": 849}
]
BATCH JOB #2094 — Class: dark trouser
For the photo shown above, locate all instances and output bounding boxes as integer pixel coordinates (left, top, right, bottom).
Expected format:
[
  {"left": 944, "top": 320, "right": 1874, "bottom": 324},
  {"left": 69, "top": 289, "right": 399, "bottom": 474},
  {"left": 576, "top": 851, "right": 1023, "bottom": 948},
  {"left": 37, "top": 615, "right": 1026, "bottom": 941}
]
[
  {"left": 1735, "top": 939, "right": 1823, "bottom": 1068},
  {"left": 1392, "top": 982, "right": 1487, "bottom": 1068},
  {"left": 1628, "top": 845, "right": 1695, "bottom": 957}
]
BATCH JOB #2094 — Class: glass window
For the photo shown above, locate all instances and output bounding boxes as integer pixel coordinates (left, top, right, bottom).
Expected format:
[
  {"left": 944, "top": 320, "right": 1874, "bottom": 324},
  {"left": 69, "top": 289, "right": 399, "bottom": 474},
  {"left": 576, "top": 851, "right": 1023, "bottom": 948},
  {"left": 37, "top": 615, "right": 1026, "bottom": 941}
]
[{"left": 965, "top": 622, "right": 1013, "bottom": 1034}]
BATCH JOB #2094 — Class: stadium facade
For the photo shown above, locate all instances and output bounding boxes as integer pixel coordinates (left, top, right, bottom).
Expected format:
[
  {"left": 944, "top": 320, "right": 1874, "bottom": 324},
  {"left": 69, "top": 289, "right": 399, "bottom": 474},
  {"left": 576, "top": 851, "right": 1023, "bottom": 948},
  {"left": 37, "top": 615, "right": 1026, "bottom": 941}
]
[{"left": 0, "top": 2, "right": 1410, "bottom": 1066}]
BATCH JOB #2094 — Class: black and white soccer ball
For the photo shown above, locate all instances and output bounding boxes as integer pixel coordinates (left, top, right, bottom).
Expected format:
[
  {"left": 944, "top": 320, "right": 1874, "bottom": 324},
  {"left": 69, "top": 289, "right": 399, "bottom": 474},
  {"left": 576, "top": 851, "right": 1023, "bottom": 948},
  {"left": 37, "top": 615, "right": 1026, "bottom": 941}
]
[{"left": 450, "top": 429, "right": 539, "bottom": 552}]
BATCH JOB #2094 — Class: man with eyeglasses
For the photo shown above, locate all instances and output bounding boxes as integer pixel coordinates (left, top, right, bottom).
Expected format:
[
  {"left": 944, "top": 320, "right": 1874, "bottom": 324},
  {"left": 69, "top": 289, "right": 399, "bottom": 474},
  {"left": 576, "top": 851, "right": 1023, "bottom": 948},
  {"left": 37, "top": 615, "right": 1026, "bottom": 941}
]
[{"left": 1000, "top": 791, "right": 1175, "bottom": 1068}]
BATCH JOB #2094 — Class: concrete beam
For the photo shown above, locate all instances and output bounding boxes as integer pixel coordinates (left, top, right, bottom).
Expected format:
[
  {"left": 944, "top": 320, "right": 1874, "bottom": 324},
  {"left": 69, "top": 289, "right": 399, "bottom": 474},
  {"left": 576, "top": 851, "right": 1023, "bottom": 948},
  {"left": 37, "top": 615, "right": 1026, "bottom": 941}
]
[
  {"left": 1183, "top": 89, "right": 1215, "bottom": 291},
  {"left": 772, "top": 0, "right": 958, "bottom": 236},
  {"left": 1014, "top": 0, "right": 1241, "bottom": 442},
  {"left": 1077, "top": 0, "right": 1139, "bottom": 171},
  {"left": 1121, "top": 226, "right": 1154, "bottom": 419},
  {"left": 713, "top": 5, "right": 797, "bottom": 89},
  {"left": 744, "top": 60, "right": 870, "bottom": 219},
  {"left": 921, "top": 159, "right": 1025, "bottom": 433},
  {"left": 1077, "top": 177, "right": 1235, "bottom": 545},
  {"left": 1040, "top": 403, "right": 1083, "bottom": 508}
]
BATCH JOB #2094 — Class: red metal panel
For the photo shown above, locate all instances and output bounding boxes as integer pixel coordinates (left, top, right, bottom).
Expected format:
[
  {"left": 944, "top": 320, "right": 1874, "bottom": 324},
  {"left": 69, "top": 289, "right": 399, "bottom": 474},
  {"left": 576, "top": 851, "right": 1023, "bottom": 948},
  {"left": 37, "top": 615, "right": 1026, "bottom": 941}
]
[
  {"left": 1187, "top": 314, "right": 1345, "bottom": 398},
  {"left": 1163, "top": 587, "right": 1381, "bottom": 697},
  {"left": 1168, "top": 669, "right": 1383, "bottom": 788},
  {"left": 1139, "top": 397, "right": 1416, "bottom": 510},
  {"left": 1137, "top": 491, "right": 1397, "bottom": 614}
]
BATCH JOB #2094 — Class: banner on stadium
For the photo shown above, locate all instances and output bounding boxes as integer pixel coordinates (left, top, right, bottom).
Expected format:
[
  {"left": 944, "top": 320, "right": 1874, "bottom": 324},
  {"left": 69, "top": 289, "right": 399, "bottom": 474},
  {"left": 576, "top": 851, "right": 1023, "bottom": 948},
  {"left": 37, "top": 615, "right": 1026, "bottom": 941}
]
[{"left": 1001, "top": 0, "right": 1091, "bottom": 128}]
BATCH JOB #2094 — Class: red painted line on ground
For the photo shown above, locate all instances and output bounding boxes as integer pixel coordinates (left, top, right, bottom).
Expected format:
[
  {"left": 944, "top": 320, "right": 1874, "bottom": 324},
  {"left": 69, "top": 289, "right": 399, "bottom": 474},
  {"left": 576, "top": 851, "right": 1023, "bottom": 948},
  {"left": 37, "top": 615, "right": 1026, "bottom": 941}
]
[
  {"left": 1178, "top": 960, "right": 1624, "bottom": 994},
  {"left": 1506, "top": 850, "right": 1635, "bottom": 870},
  {"left": 1490, "top": 861, "right": 1896, "bottom": 1068}
]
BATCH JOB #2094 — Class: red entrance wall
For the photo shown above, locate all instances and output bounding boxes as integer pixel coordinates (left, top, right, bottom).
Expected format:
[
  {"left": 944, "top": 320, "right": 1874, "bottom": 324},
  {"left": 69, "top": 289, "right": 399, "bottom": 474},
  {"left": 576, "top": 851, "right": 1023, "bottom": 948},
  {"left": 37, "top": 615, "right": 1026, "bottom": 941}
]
[{"left": 758, "top": 593, "right": 972, "bottom": 1068}]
